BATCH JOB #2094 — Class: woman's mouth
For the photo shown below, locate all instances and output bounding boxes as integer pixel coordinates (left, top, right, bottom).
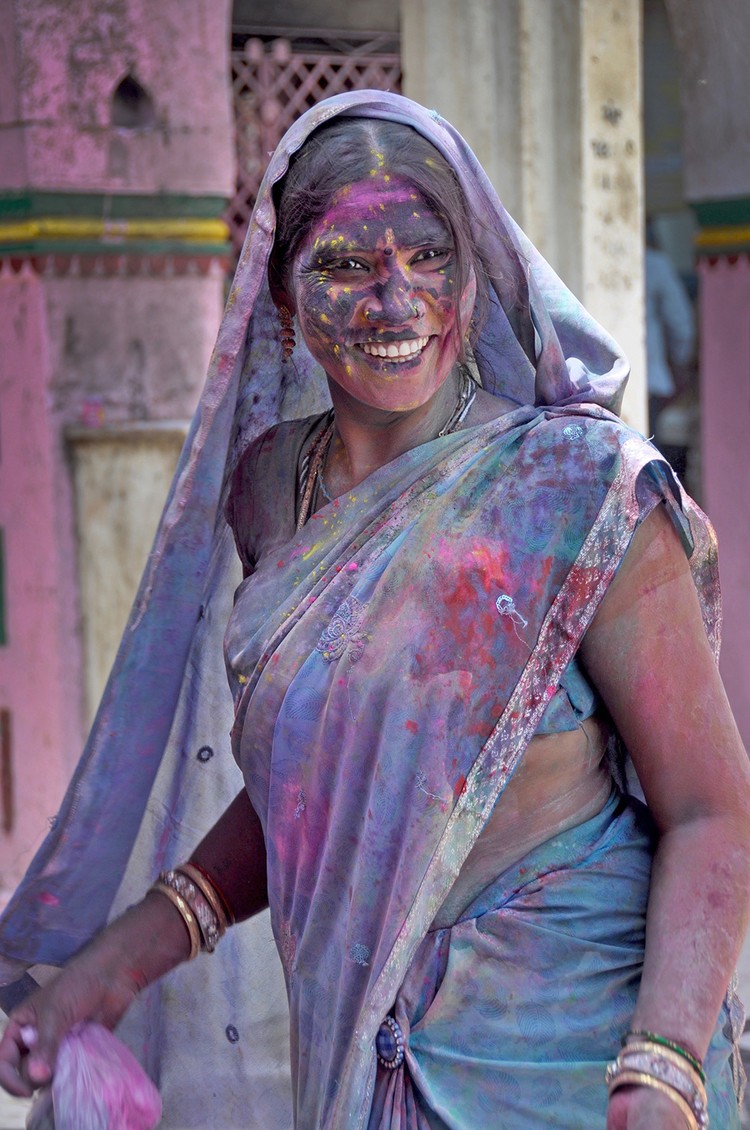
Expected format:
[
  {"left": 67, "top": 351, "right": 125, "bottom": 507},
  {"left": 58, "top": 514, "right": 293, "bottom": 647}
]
[{"left": 359, "top": 336, "right": 429, "bottom": 363}]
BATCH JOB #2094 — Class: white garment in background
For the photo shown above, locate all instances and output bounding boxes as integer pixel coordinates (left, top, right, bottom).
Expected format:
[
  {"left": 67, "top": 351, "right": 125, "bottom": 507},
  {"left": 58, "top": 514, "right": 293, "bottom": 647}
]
[{"left": 646, "top": 246, "right": 696, "bottom": 397}]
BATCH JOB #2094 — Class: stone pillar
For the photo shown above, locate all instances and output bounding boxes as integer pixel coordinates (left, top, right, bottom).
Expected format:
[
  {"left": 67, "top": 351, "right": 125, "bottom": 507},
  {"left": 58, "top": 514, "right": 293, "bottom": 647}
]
[
  {"left": 0, "top": 0, "right": 234, "bottom": 890},
  {"left": 401, "top": 0, "right": 646, "bottom": 430}
]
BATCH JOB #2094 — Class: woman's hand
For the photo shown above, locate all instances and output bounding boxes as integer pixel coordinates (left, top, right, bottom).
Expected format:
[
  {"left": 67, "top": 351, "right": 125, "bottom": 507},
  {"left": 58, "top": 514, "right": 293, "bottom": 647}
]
[
  {"left": 0, "top": 891, "right": 191, "bottom": 1098},
  {"left": 607, "top": 1085, "right": 692, "bottom": 1129}
]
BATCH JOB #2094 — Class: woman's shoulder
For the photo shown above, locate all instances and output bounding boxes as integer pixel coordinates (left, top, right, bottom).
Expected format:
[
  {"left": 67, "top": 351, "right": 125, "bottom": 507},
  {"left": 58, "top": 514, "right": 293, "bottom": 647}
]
[
  {"left": 226, "top": 413, "right": 327, "bottom": 570},
  {"left": 523, "top": 408, "right": 662, "bottom": 476}
]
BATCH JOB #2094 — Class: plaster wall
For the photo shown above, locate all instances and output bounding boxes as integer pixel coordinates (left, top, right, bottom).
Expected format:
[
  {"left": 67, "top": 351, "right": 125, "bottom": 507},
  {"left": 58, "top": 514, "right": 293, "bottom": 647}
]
[
  {"left": 665, "top": 0, "right": 750, "bottom": 202},
  {"left": 1, "top": 0, "right": 234, "bottom": 195},
  {"left": 0, "top": 270, "right": 84, "bottom": 884},
  {"left": 232, "top": 0, "right": 399, "bottom": 32},
  {"left": 0, "top": 1, "right": 26, "bottom": 184},
  {"left": 699, "top": 257, "right": 750, "bottom": 751},
  {"left": 44, "top": 273, "right": 223, "bottom": 426}
]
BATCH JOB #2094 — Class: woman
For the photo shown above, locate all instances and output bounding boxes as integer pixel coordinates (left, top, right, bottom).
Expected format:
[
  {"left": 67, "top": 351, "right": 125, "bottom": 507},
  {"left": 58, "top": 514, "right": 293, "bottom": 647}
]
[{"left": 0, "top": 91, "right": 747, "bottom": 1129}]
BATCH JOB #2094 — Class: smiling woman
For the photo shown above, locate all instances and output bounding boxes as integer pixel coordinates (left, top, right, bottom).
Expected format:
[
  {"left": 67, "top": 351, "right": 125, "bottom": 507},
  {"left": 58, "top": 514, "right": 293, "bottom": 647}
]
[{"left": 0, "top": 91, "right": 748, "bottom": 1130}]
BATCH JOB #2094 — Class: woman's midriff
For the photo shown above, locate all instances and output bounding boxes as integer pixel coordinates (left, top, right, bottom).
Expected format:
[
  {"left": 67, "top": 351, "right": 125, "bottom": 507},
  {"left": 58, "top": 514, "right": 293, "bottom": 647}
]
[{"left": 432, "top": 714, "right": 613, "bottom": 927}]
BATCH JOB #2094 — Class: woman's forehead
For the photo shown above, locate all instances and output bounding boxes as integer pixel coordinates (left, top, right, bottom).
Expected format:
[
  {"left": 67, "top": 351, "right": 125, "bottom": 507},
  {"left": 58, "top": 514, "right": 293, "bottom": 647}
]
[{"left": 314, "top": 175, "right": 448, "bottom": 238}]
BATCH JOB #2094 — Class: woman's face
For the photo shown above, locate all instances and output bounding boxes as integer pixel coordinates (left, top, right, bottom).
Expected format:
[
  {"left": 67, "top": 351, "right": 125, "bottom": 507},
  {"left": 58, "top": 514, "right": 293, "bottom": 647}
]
[{"left": 285, "top": 175, "right": 476, "bottom": 414}]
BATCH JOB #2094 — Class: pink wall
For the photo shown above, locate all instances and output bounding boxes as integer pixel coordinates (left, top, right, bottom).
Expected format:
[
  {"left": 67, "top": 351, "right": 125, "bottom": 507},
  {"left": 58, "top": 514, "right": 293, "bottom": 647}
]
[
  {"left": 0, "top": 267, "right": 85, "bottom": 887},
  {"left": 699, "top": 255, "right": 750, "bottom": 750}
]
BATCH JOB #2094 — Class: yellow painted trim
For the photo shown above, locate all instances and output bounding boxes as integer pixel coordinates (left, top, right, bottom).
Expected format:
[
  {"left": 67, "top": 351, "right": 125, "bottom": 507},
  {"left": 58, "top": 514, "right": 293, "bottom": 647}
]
[
  {"left": 0, "top": 217, "right": 230, "bottom": 243},
  {"left": 695, "top": 225, "right": 750, "bottom": 249}
]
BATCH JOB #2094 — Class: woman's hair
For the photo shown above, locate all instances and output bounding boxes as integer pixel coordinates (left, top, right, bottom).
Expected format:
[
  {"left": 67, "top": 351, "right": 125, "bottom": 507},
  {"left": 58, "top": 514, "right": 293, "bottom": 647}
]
[{"left": 269, "top": 117, "right": 489, "bottom": 354}]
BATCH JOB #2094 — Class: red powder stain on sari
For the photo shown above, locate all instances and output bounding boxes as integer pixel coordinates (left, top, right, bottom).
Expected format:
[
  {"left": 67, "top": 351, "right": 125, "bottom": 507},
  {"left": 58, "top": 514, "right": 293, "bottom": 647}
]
[
  {"left": 405, "top": 720, "right": 419, "bottom": 733},
  {"left": 453, "top": 774, "right": 467, "bottom": 798},
  {"left": 38, "top": 892, "right": 60, "bottom": 907}
]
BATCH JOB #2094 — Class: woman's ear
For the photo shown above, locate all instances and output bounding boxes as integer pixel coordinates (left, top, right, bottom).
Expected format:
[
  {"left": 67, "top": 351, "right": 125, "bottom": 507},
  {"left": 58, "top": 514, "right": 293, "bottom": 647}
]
[{"left": 268, "top": 262, "right": 296, "bottom": 316}]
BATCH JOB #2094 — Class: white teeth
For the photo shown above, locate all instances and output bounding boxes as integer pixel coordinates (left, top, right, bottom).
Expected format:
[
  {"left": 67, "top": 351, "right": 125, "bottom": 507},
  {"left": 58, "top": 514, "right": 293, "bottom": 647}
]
[{"left": 361, "top": 336, "right": 429, "bottom": 362}]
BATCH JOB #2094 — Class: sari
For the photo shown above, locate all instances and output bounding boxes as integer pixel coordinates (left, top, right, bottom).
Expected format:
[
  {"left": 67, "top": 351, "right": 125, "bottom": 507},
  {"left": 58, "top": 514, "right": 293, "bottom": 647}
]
[
  {"left": 222, "top": 408, "right": 740, "bottom": 1128},
  {"left": 0, "top": 91, "right": 742, "bottom": 1128}
]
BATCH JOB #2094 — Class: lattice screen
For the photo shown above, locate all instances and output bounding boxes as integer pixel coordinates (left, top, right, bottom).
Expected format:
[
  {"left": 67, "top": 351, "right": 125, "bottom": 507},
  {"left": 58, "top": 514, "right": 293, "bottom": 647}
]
[{"left": 227, "top": 35, "right": 402, "bottom": 254}]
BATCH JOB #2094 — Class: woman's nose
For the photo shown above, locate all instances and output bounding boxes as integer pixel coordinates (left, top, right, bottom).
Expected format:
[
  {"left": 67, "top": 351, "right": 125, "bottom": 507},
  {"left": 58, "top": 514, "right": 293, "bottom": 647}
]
[{"left": 367, "top": 270, "right": 420, "bottom": 325}]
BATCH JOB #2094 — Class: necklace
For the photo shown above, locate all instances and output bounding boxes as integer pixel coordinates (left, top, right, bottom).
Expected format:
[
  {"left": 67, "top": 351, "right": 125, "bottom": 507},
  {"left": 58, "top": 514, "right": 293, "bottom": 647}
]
[
  {"left": 438, "top": 367, "right": 477, "bottom": 436},
  {"left": 296, "top": 370, "right": 477, "bottom": 530},
  {"left": 296, "top": 416, "right": 335, "bottom": 532}
]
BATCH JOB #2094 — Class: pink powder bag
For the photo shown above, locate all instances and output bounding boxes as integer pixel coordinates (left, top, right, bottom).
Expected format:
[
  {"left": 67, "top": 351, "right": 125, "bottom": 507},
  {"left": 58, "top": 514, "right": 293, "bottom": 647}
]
[{"left": 26, "top": 1023, "right": 162, "bottom": 1130}]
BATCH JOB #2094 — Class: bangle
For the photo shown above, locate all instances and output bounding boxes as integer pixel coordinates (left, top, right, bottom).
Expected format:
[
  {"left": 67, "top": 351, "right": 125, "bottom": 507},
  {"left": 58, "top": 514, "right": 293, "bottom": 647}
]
[
  {"left": 615, "top": 1043, "right": 707, "bottom": 1124},
  {"left": 607, "top": 1069, "right": 699, "bottom": 1130},
  {"left": 150, "top": 881, "right": 201, "bottom": 961},
  {"left": 179, "top": 862, "right": 231, "bottom": 932},
  {"left": 184, "top": 860, "right": 236, "bottom": 926},
  {"left": 626, "top": 1030, "right": 705, "bottom": 1083},
  {"left": 606, "top": 1044, "right": 708, "bottom": 1129},
  {"left": 158, "top": 869, "right": 223, "bottom": 952}
]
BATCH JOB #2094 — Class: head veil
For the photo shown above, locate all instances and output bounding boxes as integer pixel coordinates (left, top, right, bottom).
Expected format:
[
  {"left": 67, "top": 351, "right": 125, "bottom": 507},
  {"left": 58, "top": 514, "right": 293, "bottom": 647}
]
[{"left": 0, "top": 90, "right": 632, "bottom": 1122}]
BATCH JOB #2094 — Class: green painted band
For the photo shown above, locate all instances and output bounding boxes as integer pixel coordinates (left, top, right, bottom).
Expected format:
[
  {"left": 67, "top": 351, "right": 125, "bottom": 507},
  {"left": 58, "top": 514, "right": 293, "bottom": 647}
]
[
  {"left": 0, "top": 191, "right": 229, "bottom": 221},
  {"left": 692, "top": 197, "right": 750, "bottom": 228},
  {"left": 0, "top": 240, "right": 231, "bottom": 257}
]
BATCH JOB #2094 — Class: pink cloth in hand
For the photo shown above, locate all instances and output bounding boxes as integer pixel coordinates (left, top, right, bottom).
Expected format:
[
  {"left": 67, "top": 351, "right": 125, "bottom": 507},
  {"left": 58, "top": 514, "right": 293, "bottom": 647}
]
[{"left": 50, "top": 1022, "right": 162, "bottom": 1130}]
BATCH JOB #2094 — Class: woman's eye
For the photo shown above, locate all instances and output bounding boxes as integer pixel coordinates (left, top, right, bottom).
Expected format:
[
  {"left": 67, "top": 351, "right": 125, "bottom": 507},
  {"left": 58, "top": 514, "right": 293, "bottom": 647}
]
[
  {"left": 334, "top": 258, "right": 368, "bottom": 272},
  {"left": 412, "top": 247, "right": 452, "bottom": 265}
]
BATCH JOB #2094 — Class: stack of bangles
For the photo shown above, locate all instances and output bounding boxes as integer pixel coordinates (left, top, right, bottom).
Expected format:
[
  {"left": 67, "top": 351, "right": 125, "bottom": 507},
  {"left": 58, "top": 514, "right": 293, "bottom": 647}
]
[
  {"left": 150, "top": 862, "right": 235, "bottom": 960},
  {"left": 606, "top": 1030, "right": 708, "bottom": 1129}
]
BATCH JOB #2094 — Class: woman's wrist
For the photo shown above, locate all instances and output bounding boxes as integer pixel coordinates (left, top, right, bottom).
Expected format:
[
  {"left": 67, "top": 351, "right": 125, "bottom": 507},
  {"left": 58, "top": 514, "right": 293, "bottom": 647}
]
[{"left": 101, "top": 891, "right": 195, "bottom": 993}]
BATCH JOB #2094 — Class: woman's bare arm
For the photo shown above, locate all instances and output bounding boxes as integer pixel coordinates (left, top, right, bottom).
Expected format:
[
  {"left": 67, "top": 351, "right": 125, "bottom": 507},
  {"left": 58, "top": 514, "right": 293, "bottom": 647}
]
[
  {"left": 0, "top": 788, "right": 267, "bottom": 1096},
  {"left": 580, "top": 502, "right": 750, "bottom": 1125},
  {"left": 190, "top": 787, "right": 268, "bottom": 921}
]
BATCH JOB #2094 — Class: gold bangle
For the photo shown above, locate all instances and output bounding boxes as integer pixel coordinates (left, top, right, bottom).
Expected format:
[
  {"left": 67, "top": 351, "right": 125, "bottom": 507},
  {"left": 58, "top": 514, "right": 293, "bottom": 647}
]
[
  {"left": 621, "top": 1041, "right": 707, "bottom": 1105},
  {"left": 178, "top": 862, "right": 231, "bottom": 932},
  {"left": 159, "top": 870, "right": 221, "bottom": 952},
  {"left": 151, "top": 881, "right": 201, "bottom": 961},
  {"left": 608, "top": 1069, "right": 699, "bottom": 1130}
]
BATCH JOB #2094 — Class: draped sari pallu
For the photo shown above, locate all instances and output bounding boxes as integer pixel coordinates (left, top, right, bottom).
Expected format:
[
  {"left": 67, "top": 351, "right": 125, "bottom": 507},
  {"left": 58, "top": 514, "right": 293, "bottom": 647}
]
[{"left": 224, "top": 407, "right": 729, "bottom": 1129}]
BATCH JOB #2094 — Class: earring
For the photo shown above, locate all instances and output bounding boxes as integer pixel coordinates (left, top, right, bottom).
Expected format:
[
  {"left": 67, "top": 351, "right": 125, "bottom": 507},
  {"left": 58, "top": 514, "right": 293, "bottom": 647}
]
[{"left": 278, "top": 305, "right": 295, "bottom": 361}]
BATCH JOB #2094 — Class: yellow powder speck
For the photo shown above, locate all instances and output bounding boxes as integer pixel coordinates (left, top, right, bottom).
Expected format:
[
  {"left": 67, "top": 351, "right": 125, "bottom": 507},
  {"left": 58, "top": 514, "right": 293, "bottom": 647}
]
[
  {"left": 320, "top": 313, "right": 330, "bottom": 323},
  {"left": 384, "top": 173, "right": 391, "bottom": 182},
  {"left": 238, "top": 674, "right": 248, "bottom": 685},
  {"left": 412, "top": 212, "right": 421, "bottom": 218},
  {"left": 345, "top": 364, "right": 353, "bottom": 374},
  {"left": 379, "top": 203, "right": 385, "bottom": 211}
]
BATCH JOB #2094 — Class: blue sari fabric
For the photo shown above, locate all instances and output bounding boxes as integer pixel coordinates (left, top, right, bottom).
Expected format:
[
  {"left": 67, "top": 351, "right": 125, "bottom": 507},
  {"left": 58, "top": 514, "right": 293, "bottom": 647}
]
[{"left": 369, "top": 792, "right": 740, "bottom": 1129}]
